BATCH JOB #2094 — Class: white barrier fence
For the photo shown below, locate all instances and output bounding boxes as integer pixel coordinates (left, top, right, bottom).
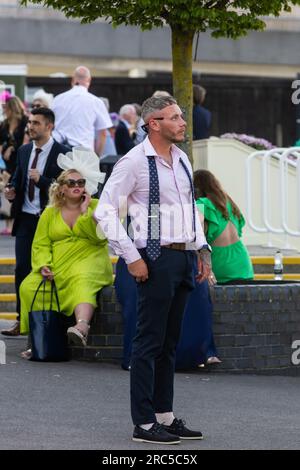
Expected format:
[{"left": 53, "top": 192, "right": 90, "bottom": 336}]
[{"left": 246, "top": 147, "right": 300, "bottom": 248}]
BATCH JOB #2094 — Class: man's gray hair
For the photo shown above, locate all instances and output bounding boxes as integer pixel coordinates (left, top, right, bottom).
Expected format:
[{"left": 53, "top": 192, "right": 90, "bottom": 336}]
[
  {"left": 141, "top": 95, "right": 177, "bottom": 122},
  {"left": 119, "top": 104, "right": 136, "bottom": 116}
]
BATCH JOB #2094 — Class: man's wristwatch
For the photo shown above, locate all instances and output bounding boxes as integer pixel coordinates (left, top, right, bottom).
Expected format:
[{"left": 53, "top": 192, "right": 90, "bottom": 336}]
[{"left": 197, "top": 244, "right": 212, "bottom": 254}]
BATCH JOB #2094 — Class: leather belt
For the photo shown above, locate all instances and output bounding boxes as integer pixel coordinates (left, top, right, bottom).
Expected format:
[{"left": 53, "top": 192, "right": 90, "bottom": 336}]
[{"left": 163, "top": 243, "right": 187, "bottom": 251}]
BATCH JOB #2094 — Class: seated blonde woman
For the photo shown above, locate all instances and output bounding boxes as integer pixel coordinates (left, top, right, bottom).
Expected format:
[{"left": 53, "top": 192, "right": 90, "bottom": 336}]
[{"left": 20, "top": 169, "right": 113, "bottom": 353}]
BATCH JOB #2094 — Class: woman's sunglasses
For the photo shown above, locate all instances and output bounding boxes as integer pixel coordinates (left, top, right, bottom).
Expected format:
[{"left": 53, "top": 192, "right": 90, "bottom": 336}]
[{"left": 63, "top": 178, "right": 86, "bottom": 188}]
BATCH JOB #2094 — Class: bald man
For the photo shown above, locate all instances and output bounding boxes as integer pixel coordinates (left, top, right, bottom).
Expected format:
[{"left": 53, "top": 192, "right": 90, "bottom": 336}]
[{"left": 52, "top": 66, "right": 112, "bottom": 156}]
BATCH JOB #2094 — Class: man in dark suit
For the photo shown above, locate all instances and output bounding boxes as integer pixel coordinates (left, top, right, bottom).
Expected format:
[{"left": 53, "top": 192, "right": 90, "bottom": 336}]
[
  {"left": 192, "top": 84, "right": 212, "bottom": 140},
  {"left": 1, "top": 108, "right": 69, "bottom": 336},
  {"left": 115, "top": 104, "right": 137, "bottom": 155}
]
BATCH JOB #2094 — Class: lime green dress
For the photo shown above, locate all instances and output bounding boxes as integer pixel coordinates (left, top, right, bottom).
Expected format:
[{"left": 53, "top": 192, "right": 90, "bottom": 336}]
[
  {"left": 20, "top": 199, "right": 113, "bottom": 334},
  {"left": 196, "top": 197, "right": 254, "bottom": 283}
]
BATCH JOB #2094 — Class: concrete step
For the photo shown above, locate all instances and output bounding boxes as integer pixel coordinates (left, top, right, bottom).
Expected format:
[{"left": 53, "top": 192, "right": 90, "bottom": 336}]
[
  {"left": 0, "top": 275, "right": 15, "bottom": 293},
  {"left": 0, "top": 293, "right": 16, "bottom": 313},
  {"left": 0, "top": 258, "right": 15, "bottom": 275},
  {"left": 0, "top": 257, "right": 119, "bottom": 275},
  {"left": 0, "top": 293, "right": 16, "bottom": 301},
  {"left": 251, "top": 256, "right": 300, "bottom": 274},
  {"left": 254, "top": 273, "right": 300, "bottom": 281},
  {"left": 0, "top": 312, "right": 18, "bottom": 320},
  {"left": 2, "top": 255, "right": 300, "bottom": 296},
  {"left": 0, "top": 302, "right": 17, "bottom": 312},
  {"left": 247, "top": 245, "right": 300, "bottom": 256}
]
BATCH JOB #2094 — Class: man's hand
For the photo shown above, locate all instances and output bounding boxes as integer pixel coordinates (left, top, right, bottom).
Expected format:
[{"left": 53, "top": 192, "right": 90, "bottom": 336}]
[
  {"left": 195, "top": 248, "right": 213, "bottom": 283},
  {"left": 41, "top": 266, "right": 54, "bottom": 281},
  {"left": 207, "top": 271, "right": 217, "bottom": 286},
  {"left": 127, "top": 259, "right": 149, "bottom": 282},
  {"left": 29, "top": 169, "right": 41, "bottom": 183},
  {"left": 4, "top": 185, "right": 16, "bottom": 201}
]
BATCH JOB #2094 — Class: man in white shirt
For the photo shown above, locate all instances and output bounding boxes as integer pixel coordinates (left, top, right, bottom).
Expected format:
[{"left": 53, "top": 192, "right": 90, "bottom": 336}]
[{"left": 52, "top": 66, "right": 112, "bottom": 155}]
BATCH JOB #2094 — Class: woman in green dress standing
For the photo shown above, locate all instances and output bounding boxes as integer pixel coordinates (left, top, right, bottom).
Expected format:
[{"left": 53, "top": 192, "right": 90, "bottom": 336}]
[
  {"left": 194, "top": 170, "right": 253, "bottom": 283},
  {"left": 19, "top": 169, "right": 113, "bottom": 347}
]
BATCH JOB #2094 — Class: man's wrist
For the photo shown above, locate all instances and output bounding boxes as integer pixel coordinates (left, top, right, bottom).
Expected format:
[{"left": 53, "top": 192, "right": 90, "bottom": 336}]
[
  {"left": 197, "top": 244, "right": 212, "bottom": 267},
  {"left": 197, "top": 244, "right": 212, "bottom": 254}
]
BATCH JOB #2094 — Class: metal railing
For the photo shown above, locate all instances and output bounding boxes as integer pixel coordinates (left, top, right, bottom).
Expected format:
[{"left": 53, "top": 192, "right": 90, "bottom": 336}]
[{"left": 246, "top": 147, "right": 300, "bottom": 247}]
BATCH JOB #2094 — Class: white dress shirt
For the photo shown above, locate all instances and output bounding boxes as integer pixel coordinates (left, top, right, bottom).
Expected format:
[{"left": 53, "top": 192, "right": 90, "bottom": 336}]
[
  {"left": 52, "top": 85, "right": 112, "bottom": 149},
  {"left": 95, "top": 137, "right": 207, "bottom": 264},
  {"left": 22, "top": 137, "right": 54, "bottom": 215}
]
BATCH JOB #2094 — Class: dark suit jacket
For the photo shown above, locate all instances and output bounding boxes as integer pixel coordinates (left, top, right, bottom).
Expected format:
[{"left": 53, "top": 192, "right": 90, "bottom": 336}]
[
  {"left": 11, "top": 140, "right": 69, "bottom": 235},
  {"left": 115, "top": 121, "right": 135, "bottom": 156},
  {"left": 193, "top": 105, "right": 212, "bottom": 140}
]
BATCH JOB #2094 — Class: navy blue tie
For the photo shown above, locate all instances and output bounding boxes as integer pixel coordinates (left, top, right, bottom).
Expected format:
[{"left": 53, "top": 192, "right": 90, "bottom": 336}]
[
  {"left": 146, "top": 156, "right": 161, "bottom": 261},
  {"left": 146, "top": 156, "right": 196, "bottom": 261}
]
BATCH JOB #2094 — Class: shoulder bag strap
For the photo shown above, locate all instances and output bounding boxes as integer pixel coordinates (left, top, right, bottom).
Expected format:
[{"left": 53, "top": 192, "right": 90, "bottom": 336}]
[
  {"left": 49, "top": 280, "right": 61, "bottom": 314},
  {"left": 30, "top": 279, "right": 46, "bottom": 313}
]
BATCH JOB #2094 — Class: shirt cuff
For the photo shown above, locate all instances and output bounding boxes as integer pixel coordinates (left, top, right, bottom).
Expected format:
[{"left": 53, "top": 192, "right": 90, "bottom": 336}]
[{"left": 122, "top": 245, "right": 142, "bottom": 265}]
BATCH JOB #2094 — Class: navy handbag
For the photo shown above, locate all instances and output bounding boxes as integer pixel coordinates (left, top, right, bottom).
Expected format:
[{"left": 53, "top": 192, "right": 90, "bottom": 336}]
[{"left": 29, "top": 279, "right": 69, "bottom": 362}]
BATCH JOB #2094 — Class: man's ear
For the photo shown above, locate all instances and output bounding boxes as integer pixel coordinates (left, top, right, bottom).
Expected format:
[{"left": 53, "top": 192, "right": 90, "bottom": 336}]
[
  {"left": 48, "top": 122, "right": 54, "bottom": 132},
  {"left": 148, "top": 119, "right": 160, "bottom": 133}
]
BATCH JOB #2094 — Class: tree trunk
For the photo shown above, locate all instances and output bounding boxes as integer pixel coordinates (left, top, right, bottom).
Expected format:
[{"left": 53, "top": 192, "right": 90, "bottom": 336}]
[{"left": 171, "top": 26, "right": 195, "bottom": 166}]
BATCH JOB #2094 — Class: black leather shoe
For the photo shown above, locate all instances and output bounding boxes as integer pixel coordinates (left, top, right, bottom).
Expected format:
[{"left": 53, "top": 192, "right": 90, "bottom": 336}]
[
  {"left": 132, "top": 423, "right": 180, "bottom": 444},
  {"left": 163, "top": 418, "right": 203, "bottom": 440}
]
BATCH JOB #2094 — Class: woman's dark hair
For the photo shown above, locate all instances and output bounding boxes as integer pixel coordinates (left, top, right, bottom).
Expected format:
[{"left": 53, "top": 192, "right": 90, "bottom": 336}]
[{"left": 193, "top": 169, "right": 241, "bottom": 220}]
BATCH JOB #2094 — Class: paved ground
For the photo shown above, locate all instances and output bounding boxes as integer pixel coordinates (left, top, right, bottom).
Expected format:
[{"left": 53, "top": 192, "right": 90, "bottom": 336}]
[
  {"left": 1, "top": 236, "right": 299, "bottom": 450},
  {"left": 1, "top": 321, "right": 300, "bottom": 450}
]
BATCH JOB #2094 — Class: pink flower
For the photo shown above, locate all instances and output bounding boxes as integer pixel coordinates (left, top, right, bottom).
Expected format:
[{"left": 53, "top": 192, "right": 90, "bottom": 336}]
[{"left": 221, "top": 133, "right": 274, "bottom": 150}]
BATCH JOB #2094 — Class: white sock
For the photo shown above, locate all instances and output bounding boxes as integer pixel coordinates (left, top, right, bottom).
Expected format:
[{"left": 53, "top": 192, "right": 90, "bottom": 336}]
[
  {"left": 140, "top": 423, "right": 154, "bottom": 431},
  {"left": 155, "top": 412, "right": 175, "bottom": 426}
]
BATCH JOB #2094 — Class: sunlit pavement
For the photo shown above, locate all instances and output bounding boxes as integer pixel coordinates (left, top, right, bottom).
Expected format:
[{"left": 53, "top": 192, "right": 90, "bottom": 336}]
[{"left": 0, "top": 325, "right": 300, "bottom": 450}]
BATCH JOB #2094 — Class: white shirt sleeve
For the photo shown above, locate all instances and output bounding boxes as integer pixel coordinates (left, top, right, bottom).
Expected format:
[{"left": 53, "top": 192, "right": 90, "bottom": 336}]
[
  {"left": 94, "top": 98, "right": 113, "bottom": 131},
  {"left": 94, "top": 155, "right": 142, "bottom": 264}
]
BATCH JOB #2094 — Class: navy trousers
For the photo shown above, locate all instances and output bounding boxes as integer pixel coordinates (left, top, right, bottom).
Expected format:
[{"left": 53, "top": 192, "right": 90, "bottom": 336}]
[
  {"left": 15, "top": 212, "right": 39, "bottom": 319},
  {"left": 130, "top": 248, "right": 196, "bottom": 425},
  {"left": 115, "top": 256, "right": 218, "bottom": 369},
  {"left": 114, "top": 257, "right": 137, "bottom": 369}
]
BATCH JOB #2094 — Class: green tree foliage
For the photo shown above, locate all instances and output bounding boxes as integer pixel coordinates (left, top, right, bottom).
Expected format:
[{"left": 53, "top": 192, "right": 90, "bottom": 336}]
[{"left": 22, "top": 0, "right": 300, "bottom": 163}]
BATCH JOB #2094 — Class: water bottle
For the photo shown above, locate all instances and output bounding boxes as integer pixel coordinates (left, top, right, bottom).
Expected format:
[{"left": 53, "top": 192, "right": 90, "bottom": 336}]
[{"left": 274, "top": 250, "right": 283, "bottom": 281}]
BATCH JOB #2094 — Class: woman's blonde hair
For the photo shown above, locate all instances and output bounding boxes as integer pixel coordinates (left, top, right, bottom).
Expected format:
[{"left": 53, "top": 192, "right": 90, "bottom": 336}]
[
  {"left": 48, "top": 169, "right": 83, "bottom": 208},
  {"left": 5, "top": 96, "right": 26, "bottom": 121}
]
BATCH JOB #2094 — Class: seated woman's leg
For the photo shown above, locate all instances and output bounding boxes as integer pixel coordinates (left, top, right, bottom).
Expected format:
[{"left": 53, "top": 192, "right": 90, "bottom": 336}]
[
  {"left": 176, "top": 273, "right": 221, "bottom": 369},
  {"left": 67, "top": 303, "right": 94, "bottom": 347}
]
